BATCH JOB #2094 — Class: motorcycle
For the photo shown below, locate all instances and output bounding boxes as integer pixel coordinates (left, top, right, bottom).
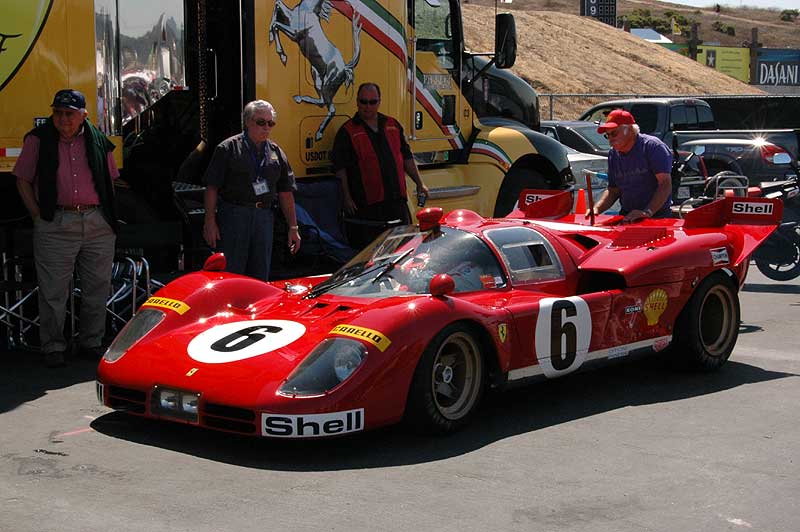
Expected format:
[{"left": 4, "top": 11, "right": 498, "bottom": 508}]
[{"left": 676, "top": 169, "right": 800, "bottom": 281}]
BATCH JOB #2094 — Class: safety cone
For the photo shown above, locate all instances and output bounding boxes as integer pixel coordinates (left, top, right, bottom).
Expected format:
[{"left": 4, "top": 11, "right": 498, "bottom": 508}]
[{"left": 574, "top": 188, "right": 587, "bottom": 214}]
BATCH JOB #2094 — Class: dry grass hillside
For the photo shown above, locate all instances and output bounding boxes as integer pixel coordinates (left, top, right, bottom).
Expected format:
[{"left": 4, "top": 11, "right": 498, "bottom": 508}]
[{"left": 462, "top": 4, "right": 773, "bottom": 119}]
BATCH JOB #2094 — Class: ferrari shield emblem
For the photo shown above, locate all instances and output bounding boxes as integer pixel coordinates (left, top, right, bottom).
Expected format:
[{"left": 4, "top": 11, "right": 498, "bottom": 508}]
[
  {"left": 0, "top": 0, "right": 53, "bottom": 91},
  {"left": 498, "top": 323, "right": 507, "bottom": 343}
]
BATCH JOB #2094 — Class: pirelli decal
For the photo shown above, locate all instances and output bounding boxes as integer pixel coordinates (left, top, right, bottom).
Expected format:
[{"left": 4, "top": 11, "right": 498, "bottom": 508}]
[
  {"left": 330, "top": 324, "right": 391, "bottom": 352},
  {"left": 142, "top": 297, "right": 190, "bottom": 315}
]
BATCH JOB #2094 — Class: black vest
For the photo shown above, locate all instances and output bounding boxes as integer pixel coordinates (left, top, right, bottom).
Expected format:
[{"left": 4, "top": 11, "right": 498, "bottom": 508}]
[{"left": 28, "top": 118, "right": 118, "bottom": 233}]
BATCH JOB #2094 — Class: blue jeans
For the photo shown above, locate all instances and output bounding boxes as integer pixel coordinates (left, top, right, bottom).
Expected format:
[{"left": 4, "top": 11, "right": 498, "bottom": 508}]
[{"left": 217, "top": 201, "right": 274, "bottom": 280}]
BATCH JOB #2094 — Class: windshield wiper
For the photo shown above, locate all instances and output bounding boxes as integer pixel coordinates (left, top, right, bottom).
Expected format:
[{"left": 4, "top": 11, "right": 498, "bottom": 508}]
[
  {"left": 305, "top": 248, "right": 414, "bottom": 298},
  {"left": 371, "top": 248, "right": 414, "bottom": 284}
]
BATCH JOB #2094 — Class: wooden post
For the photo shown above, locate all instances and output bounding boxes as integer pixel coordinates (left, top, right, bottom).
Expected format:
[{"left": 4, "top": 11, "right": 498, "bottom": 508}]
[
  {"left": 748, "top": 27, "right": 761, "bottom": 85},
  {"left": 688, "top": 23, "right": 699, "bottom": 61}
]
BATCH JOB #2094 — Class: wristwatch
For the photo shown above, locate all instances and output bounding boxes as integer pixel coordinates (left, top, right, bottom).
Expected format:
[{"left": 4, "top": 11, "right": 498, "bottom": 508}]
[{"left": 642, "top": 208, "right": 653, "bottom": 217}]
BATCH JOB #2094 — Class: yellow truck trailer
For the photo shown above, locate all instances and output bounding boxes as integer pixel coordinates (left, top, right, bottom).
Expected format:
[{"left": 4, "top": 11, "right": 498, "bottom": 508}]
[{"left": 0, "top": 0, "right": 574, "bottom": 268}]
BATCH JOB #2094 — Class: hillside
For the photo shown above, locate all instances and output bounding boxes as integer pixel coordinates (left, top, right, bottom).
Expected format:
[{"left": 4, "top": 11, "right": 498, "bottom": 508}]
[{"left": 461, "top": 1, "right": 794, "bottom": 118}]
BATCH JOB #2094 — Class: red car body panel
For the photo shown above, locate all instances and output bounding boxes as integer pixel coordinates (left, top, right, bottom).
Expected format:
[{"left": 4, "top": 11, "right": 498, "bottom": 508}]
[{"left": 97, "top": 191, "right": 781, "bottom": 438}]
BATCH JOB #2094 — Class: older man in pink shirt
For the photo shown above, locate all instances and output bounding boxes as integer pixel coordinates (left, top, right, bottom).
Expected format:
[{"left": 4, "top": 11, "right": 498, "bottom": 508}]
[{"left": 14, "top": 89, "right": 118, "bottom": 368}]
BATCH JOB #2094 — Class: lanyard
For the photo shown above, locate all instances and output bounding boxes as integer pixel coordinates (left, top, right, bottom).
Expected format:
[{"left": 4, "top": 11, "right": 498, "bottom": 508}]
[{"left": 243, "top": 132, "right": 268, "bottom": 182}]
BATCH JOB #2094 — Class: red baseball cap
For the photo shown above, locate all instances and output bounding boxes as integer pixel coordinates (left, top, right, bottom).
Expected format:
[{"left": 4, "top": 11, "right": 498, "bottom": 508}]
[{"left": 597, "top": 109, "right": 635, "bottom": 133}]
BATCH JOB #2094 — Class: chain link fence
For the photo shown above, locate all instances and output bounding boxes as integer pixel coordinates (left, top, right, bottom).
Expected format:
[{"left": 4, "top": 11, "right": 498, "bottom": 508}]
[{"left": 538, "top": 93, "right": 767, "bottom": 121}]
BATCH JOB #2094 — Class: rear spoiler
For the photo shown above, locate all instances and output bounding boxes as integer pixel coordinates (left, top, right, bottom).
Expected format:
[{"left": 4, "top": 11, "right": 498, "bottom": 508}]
[
  {"left": 510, "top": 189, "right": 573, "bottom": 219},
  {"left": 682, "top": 197, "right": 783, "bottom": 228}
]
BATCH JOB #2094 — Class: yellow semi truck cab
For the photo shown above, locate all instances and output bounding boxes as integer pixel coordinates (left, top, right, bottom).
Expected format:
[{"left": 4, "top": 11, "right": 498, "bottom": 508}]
[{"left": 1, "top": 0, "right": 574, "bottom": 264}]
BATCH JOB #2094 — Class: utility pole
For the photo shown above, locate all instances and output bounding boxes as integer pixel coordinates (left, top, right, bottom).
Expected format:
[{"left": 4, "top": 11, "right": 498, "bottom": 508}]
[
  {"left": 748, "top": 27, "right": 762, "bottom": 85},
  {"left": 688, "top": 23, "right": 700, "bottom": 61}
]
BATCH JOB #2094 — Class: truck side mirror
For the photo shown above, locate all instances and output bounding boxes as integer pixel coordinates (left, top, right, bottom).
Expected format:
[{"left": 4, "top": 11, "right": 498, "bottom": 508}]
[{"left": 494, "top": 13, "right": 517, "bottom": 69}]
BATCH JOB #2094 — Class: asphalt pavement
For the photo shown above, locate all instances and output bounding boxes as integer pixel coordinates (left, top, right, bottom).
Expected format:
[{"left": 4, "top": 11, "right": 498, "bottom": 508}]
[{"left": 1, "top": 267, "right": 798, "bottom": 532}]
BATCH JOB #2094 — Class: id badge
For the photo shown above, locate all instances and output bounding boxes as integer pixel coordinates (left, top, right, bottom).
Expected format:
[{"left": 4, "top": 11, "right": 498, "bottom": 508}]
[{"left": 253, "top": 180, "right": 269, "bottom": 195}]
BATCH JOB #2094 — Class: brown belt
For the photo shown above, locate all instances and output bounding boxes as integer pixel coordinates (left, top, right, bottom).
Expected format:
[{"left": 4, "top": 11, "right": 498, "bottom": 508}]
[{"left": 57, "top": 204, "right": 99, "bottom": 212}]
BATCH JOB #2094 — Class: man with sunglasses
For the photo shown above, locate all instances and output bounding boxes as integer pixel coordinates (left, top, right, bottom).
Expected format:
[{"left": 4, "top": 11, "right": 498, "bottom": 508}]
[
  {"left": 203, "top": 100, "right": 301, "bottom": 280},
  {"left": 590, "top": 109, "right": 673, "bottom": 222},
  {"left": 332, "top": 82, "right": 429, "bottom": 247}
]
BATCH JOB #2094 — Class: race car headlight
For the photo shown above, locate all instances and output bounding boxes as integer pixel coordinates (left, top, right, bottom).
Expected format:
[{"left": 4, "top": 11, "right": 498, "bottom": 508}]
[
  {"left": 278, "top": 338, "right": 367, "bottom": 397},
  {"left": 104, "top": 309, "right": 165, "bottom": 363}
]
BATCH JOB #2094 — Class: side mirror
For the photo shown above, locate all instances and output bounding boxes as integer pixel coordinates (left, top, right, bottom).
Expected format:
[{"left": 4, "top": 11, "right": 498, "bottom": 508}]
[
  {"left": 494, "top": 13, "right": 517, "bottom": 69},
  {"left": 203, "top": 252, "right": 227, "bottom": 272},
  {"left": 772, "top": 152, "right": 791, "bottom": 165},
  {"left": 429, "top": 273, "right": 455, "bottom": 297}
]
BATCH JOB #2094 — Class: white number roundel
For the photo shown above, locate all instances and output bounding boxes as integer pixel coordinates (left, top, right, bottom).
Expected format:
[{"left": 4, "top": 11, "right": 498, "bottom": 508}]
[
  {"left": 535, "top": 297, "right": 592, "bottom": 378},
  {"left": 187, "top": 320, "right": 306, "bottom": 363}
]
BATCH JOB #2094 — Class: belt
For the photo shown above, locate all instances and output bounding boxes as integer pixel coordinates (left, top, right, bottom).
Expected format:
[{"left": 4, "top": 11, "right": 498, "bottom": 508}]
[
  {"left": 57, "top": 204, "right": 99, "bottom": 212},
  {"left": 225, "top": 199, "right": 271, "bottom": 209}
]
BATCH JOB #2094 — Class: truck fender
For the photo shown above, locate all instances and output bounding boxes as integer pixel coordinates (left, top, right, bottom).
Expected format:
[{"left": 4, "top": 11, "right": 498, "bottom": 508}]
[{"left": 701, "top": 154, "right": 742, "bottom": 176}]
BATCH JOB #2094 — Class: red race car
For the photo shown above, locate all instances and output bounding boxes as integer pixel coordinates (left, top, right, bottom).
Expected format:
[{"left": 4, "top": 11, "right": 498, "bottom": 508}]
[{"left": 96, "top": 191, "right": 781, "bottom": 438}]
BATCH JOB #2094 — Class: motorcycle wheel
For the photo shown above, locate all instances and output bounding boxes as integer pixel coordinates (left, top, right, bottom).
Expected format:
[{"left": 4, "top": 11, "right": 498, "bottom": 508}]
[{"left": 754, "top": 229, "right": 800, "bottom": 281}]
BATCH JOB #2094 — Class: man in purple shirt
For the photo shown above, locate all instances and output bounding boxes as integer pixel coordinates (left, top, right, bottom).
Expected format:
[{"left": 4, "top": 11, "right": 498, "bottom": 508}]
[
  {"left": 13, "top": 89, "right": 118, "bottom": 368},
  {"left": 589, "top": 109, "right": 673, "bottom": 222}
]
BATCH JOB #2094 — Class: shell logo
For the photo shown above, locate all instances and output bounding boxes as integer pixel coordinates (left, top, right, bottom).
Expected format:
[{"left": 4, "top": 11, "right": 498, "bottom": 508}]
[
  {"left": 0, "top": 0, "right": 53, "bottom": 91},
  {"left": 643, "top": 288, "right": 668, "bottom": 326}
]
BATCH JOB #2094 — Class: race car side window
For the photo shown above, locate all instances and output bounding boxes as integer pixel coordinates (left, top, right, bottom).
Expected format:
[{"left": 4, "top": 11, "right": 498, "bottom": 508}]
[{"left": 485, "top": 227, "right": 564, "bottom": 284}]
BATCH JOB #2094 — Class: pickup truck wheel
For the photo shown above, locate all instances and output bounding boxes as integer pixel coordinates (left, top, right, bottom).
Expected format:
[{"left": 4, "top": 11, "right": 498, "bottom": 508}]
[
  {"left": 707, "top": 170, "right": 746, "bottom": 197},
  {"left": 493, "top": 168, "right": 548, "bottom": 217},
  {"left": 673, "top": 273, "right": 740, "bottom": 371}
]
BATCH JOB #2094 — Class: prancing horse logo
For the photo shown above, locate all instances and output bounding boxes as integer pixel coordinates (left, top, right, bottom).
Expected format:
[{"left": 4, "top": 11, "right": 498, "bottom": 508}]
[
  {"left": 269, "top": 0, "right": 362, "bottom": 141},
  {"left": 0, "top": 0, "right": 53, "bottom": 92}
]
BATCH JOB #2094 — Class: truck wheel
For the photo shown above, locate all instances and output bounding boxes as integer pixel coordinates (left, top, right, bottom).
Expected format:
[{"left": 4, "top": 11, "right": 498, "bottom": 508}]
[
  {"left": 493, "top": 168, "right": 548, "bottom": 217},
  {"left": 405, "top": 323, "right": 485, "bottom": 434},
  {"left": 673, "top": 273, "right": 740, "bottom": 371},
  {"left": 707, "top": 170, "right": 746, "bottom": 197}
]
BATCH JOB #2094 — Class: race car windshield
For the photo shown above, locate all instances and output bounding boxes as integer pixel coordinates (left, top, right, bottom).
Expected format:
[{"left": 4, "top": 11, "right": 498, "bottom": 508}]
[{"left": 309, "top": 225, "right": 507, "bottom": 298}]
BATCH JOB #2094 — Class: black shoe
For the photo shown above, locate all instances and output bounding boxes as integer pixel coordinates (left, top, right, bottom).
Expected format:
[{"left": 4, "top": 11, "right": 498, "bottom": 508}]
[
  {"left": 43, "top": 351, "right": 66, "bottom": 368},
  {"left": 80, "top": 345, "right": 107, "bottom": 360}
]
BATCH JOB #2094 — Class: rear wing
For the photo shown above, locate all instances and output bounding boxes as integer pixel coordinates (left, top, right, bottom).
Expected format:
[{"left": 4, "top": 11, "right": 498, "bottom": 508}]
[
  {"left": 509, "top": 189, "right": 574, "bottom": 219},
  {"left": 682, "top": 197, "right": 783, "bottom": 228}
]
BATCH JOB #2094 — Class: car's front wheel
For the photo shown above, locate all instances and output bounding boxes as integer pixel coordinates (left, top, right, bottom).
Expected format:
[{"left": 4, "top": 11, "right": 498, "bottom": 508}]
[
  {"left": 405, "top": 324, "right": 485, "bottom": 434},
  {"left": 673, "top": 273, "right": 740, "bottom": 370}
]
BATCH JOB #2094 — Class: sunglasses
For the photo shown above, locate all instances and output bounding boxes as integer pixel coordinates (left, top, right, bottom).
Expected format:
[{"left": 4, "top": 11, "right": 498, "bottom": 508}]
[
  {"left": 254, "top": 118, "right": 276, "bottom": 127},
  {"left": 358, "top": 99, "right": 380, "bottom": 105}
]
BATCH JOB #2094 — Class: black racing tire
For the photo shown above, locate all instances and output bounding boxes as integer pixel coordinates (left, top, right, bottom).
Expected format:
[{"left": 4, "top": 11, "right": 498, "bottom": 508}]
[
  {"left": 405, "top": 323, "right": 485, "bottom": 434},
  {"left": 673, "top": 273, "right": 740, "bottom": 371},
  {"left": 493, "top": 168, "right": 549, "bottom": 217},
  {"left": 754, "top": 231, "right": 800, "bottom": 281}
]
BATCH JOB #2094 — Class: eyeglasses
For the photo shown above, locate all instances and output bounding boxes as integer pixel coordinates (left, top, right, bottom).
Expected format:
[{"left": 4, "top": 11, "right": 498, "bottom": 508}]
[
  {"left": 358, "top": 99, "right": 380, "bottom": 105},
  {"left": 254, "top": 118, "right": 276, "bottom": 127},
  {"left": 604, "top": 128, "right": 624, "bottom": 140}
]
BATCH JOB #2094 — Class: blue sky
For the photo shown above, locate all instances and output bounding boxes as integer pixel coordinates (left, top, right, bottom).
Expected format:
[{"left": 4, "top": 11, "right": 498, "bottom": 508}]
[{"left": 676, "top": 0, "right": 797, "bottom": 9}]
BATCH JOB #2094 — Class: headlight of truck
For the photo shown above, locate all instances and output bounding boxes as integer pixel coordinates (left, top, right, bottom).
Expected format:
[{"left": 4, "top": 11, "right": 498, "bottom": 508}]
[
  {"left": 278, "top": 338, "right": 367, "bottom": 397},
  {"left": 104, "top": 309, "right": 165, "bottom": 362}
]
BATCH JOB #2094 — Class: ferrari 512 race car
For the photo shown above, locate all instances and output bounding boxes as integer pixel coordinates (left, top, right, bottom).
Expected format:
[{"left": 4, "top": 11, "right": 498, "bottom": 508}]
[{"left": 96, "top": 190, "right": 782, "bottom": 438}]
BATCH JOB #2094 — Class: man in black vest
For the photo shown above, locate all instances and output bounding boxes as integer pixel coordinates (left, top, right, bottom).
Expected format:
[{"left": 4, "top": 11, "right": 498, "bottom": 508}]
[{"left": 13, "top": 89, "right": 118, "bottom": 368}]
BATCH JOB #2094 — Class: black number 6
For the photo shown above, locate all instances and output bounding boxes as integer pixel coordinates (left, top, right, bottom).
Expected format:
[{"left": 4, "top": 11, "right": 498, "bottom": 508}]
[
  {"left": 549, "top": 300, "right": 577, "bottom": 370},
  {"left": 210, "top": 325, "right": 283, "bottom": 352}
]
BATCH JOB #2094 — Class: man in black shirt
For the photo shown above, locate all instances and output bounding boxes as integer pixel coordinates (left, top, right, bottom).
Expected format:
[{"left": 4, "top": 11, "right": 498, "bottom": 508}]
[
  {"left": 332, "top": 83, "right": 428, "bottom": 247},
  {"left": 203, "top": 100, "right": 301, "bottom": 280}
]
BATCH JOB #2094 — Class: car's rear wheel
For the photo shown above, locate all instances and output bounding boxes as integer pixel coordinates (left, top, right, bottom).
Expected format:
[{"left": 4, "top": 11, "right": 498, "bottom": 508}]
[
  {"left": 406, "top": 324, "right": 485, "bottom": 434},
  {"left": 673, "top": 273, "right": 740, "bottom": 370}
]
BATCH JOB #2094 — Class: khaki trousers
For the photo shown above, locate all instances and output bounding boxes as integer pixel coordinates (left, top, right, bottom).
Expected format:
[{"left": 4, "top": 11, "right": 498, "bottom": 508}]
[{"left": 33, "top": 209, "right": 116, "bottom": 353}]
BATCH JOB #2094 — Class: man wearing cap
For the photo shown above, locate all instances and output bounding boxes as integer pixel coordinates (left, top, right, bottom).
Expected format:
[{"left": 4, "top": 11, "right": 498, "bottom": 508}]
[
  {"left": 590, "top": 109, "right": 673, "bottom": 222},
  {"left": 13, "top": 89, "right": 118, "bottom": 368}
]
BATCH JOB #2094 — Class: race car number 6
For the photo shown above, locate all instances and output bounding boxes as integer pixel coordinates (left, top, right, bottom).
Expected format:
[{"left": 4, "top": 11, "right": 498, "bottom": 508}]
[
  {"left": 535, "top": 297, "right": 591, "bottom": 378},
  {"left": 187, "top": 320, "right": 306, "bottom": 363}
]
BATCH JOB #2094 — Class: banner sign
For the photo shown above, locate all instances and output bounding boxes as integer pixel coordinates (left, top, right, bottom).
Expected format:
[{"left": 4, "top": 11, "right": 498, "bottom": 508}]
[
  {"left": 696, "top": 46, "right": 750, "bottom": 83},
  {"left": 756, "top": 48, "right": 800, "bottom": 86},
  {"left": 580, "top": 0, "right": 616, "bottom": 27}
]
